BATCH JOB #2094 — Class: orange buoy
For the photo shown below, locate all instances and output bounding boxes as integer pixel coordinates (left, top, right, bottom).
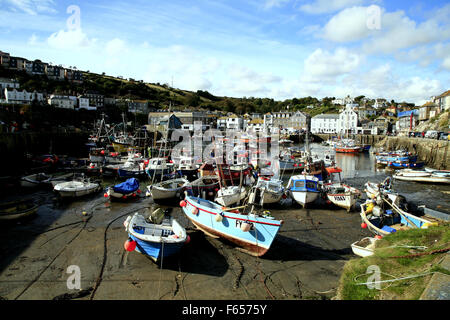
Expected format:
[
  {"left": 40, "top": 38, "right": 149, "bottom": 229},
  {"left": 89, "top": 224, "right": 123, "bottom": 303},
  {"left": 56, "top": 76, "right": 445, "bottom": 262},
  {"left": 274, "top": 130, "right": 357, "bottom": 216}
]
[
  {"left": 124, "top": 238, "right": 136, "bottom": 251},
  {"left": 180, "top": 200, "right": 187, "bottom": 207},
  {"left": 192, "top": 207, "right": 199, "bottom": 215},
  {"left": 361, "top": 222, "right": 368, "bottom": 229}
]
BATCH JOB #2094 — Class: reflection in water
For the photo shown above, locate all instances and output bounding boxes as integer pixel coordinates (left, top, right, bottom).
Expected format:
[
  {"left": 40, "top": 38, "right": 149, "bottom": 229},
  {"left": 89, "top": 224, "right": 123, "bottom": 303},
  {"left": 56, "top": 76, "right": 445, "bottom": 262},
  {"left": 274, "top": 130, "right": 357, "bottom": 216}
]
[{"left": 308, "top": 143, "right": 383, "bottom": 179}]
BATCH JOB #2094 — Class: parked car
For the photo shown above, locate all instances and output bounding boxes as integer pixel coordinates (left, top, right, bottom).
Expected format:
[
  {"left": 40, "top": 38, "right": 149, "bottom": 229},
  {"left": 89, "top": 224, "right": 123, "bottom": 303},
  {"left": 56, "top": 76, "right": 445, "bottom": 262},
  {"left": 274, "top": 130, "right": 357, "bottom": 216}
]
[
  {"left": 439, "top": 132, "right": 449, "bottom": 141},
  {"left": 425, "top": 130, "right": 439, "bottom": 139}
]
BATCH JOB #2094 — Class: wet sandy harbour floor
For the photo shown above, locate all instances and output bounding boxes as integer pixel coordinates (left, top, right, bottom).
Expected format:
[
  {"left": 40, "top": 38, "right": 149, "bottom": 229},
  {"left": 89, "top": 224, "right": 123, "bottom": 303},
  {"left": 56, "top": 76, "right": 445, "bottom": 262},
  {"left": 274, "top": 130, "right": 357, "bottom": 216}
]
[{"left": 0, "top": 173, "right": 448, "bottom": 300}]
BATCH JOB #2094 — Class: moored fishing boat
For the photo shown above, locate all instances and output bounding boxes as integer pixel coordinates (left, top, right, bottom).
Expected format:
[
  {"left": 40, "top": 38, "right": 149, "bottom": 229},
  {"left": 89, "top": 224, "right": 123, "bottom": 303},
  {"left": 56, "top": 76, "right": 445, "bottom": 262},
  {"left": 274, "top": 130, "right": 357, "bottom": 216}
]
[
  {"left": 20, "top": 173, "right": 51, "bottom": 188},
  {"left": 424, "top": 167, "right": 450, "bottom": 177},
  {"left": 387, "top": 161, "right": 425, "bottom": 169},
  {"left": 214, "top": 186, "right": 247, "bottom": 207},
  {"left": 323, "top": 167, "right": 361, "bottom": 212},
  {"left": 186, "top": 175, "right": 220, "bottom": 200},
  {"left": 248, "top": 176, "right": 285, "bottom": 206},
  {"left": 360, "top": 198, "right": 436, "bottom": 236},
  {"left": 106, "top": 177, "right": 141, "bottom": 200},
  {"left": 148, "top": 178, "right": 189, "bottom": 200},
  {"left": 124, "top": 209, "right": 188, "bottom": 262},
  {"left": 54, "top": 179, "right": 101, "bottom": 198},
  {"left": 180, "top": 195, "right": 283, "bottom": 256},
  {"left": 0, "top": 198, "right": 39, "bottom": 221},
  {"left": 287, "top": 174, "right": 320, "bottom": 208},
  {"left": 145, "top": 158, "right": 174, "bottom": 179},
  {"left": 393, "top": 170, "right": 450, "bottom": 184}
]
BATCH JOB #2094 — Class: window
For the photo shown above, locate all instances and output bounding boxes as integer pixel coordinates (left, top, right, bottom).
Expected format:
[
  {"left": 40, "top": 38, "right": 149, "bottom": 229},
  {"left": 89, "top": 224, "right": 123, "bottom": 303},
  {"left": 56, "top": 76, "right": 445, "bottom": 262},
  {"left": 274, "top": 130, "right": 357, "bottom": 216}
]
[{"left": 294, "top": 181, "right": 305, "bottom": 188}]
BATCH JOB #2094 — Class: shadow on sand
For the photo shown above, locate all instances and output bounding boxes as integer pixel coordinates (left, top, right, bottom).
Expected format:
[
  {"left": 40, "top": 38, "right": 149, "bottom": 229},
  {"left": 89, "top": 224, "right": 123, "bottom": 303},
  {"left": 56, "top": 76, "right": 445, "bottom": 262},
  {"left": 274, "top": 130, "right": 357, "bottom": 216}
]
[{"left": 263, "top": 234, "right": 352, "bottom": 262}]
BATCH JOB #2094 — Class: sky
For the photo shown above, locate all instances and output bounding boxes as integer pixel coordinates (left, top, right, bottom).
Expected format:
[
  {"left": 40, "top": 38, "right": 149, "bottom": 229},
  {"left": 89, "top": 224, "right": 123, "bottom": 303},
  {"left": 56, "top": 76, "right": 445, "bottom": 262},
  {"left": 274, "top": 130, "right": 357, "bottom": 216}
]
[{"left": 0, "top": 0, "right": 449, "bottom": 105}]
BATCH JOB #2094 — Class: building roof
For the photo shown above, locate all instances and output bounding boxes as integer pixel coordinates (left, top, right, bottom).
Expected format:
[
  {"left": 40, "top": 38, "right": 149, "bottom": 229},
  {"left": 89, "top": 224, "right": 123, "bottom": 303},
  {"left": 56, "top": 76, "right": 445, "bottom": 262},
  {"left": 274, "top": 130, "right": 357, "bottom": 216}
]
[
  {"left": 312, "top": 113, "right": 339, "bottom": 119},
  {"left": 249, "top": 119, "right": 264, "bottom": 124},
  {"left": 437, "top": 90, "right": 450, "bottom": 98},
  {"left": 421, "top": 101, "right": 436, "bottom": 107}
]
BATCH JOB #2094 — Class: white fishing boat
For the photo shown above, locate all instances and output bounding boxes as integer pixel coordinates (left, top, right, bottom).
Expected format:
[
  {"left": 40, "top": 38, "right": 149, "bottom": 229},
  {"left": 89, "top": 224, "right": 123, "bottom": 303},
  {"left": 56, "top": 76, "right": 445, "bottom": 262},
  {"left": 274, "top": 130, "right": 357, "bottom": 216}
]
[
  {"left": 323, "top": 167, "right": 361, "bottom": 212},
  {"left": 424, "top": 167, "right": 450, "bottom": 177},
  {"left": 215, "top": 186, "right": 247, "bottom": 207},
  {"left": 145, "top": 157, "right": 174, "bottom": 179},
  {"left": 249, "top": 177, "right": 285, "bottom": 206},
  {"left": 148, "top": 178, "right": 189, "bottom": 200},
  {"left": 324, "top": 183, "right": 361, "bottom": 212},
  {"left": 287, "top": 174, "right": 320, "bottom": 208},
  {"left": 54, "top": 179, "right": 101, "bottom": 198},
  {"left": 364, "top": 177, "right": 393, "bottom": 199},
  {"left": 393, "top": 170, "right": 450, "bottom": 184}
]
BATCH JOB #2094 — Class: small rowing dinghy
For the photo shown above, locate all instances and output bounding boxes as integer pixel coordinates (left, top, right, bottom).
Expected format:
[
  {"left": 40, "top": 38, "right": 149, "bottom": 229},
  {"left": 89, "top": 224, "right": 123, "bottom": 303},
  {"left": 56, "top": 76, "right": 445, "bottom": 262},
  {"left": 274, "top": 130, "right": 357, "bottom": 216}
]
[
  {"left": 148, "top": 178, "right": 189, "bottom": 200},
  {"left": 123, "top": 209, "right": 188, "bottom": 262},
  {"left": 0, "top": 199, "right": 38, "bottom": 220},
  {"left": 351, "top": 237, "right": 378, "bottom": 257},
  {"left": 20, "top": 173, "right": 51, "bottom": 188}
]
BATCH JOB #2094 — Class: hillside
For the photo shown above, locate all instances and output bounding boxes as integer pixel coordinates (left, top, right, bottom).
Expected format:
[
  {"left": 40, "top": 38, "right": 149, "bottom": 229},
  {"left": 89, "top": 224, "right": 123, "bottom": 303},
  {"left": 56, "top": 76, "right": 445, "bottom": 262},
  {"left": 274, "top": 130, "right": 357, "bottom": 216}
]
[{"left": 0, "top": 66, "right": 339, "bottom": 117}]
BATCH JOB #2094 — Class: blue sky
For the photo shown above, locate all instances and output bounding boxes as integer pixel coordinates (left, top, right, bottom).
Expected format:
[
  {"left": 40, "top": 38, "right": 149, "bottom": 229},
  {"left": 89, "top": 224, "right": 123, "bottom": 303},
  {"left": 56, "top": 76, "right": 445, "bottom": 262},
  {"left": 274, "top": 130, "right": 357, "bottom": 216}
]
[{"left": 0, "top": 0, "right": 449, "bottom": 104}]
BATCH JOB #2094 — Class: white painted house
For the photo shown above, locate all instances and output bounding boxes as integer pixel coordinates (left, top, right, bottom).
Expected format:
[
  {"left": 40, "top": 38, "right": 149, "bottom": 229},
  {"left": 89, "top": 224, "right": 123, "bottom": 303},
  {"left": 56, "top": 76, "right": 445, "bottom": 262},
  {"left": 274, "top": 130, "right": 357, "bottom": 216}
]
[
  {"left": 311, "top": 114, "right": 339, "bottom": 134},
  {"left": 48, "top": 95, "right": 77, "bottom": 109},
  {"left": 4, "top": 88, "right": 44, "bottom": 104},
  {"left": 78, "top": 96, "right": 95, "bottom": 110},
  {"left": 338, "top": 104, "right": 359, "bottom": 134}
]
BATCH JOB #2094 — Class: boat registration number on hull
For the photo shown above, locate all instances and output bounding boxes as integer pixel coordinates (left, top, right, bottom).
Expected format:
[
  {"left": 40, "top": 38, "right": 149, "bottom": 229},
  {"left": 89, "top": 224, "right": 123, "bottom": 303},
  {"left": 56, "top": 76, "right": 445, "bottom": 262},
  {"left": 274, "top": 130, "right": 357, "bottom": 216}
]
[{"left": 235, "top": 220, "right": 255, "bottom": 230}]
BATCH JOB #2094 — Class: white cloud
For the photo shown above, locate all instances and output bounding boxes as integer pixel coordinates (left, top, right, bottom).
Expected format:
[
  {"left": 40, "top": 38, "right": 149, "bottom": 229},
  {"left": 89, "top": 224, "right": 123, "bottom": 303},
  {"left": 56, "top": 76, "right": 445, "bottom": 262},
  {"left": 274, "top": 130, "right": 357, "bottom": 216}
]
[
  {"left": 442, "top": 57, "right": 450, "bottom": 71},
  {"left": 322, "top": 6, "right": 373, "bottom": 42},
  {"left": 2, "top": 0, "right": 56, "bottom": 15},
  {"left": 299, "top": 0, "right": 364, "bottom": 15},
  {"left": 321, "top": 5, "right": 450, "bottom": 52},
  {"left": 47, "top": 28, "right": 96, "bottom": 49},
  {"left": 263, "top": 0, "right": 290, "bottom": 10},
  {"left": 27, "top": 33, "right": 39, "bottom": 45},
  {"left": 302, "top": 47, "right": 361, "bottom": 81}
]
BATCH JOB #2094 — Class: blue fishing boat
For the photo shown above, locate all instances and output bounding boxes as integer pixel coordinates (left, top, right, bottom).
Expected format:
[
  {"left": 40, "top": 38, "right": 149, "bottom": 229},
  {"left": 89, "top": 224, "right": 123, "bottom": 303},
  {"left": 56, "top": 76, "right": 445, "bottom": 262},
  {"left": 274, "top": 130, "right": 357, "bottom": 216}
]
[
  {"left": 124, "top": 210, "right": 187, "bottom": 262},
  {"left": 180, "top": 196, "right": 283, "bottom": 257},
  {"left": 286, "top": 174, "right": 320, "bottom": 208},
  {"left": 375, "top": 150, "right": 417, "bottom": 165},
  {"left": 106, "top": 177, "right": 140, "bottom": 200},
  {"left": 387, "top": 161, "right": 424, "bottom": 169}
]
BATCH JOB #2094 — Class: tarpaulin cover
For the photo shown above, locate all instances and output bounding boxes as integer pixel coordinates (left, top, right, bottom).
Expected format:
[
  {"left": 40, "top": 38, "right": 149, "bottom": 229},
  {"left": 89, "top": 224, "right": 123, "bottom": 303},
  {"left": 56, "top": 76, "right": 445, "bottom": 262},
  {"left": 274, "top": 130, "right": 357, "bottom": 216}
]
[{"left": 113, "top": 178, "right": 139, "bottom": 193}]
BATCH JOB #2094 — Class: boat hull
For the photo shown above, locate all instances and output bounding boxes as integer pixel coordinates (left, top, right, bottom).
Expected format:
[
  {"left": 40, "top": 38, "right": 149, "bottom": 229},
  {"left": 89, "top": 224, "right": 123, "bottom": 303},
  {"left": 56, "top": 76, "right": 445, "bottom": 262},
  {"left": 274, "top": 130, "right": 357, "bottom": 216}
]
[
  {"left": 326, "top": 193, "right": 358, "bottom": 211},
  {"left": 215, "top": 187, "right": 246, "bottom": 207},
  {"left": 0, "top": 200, "right": 38, "bottom": 220},
  {"left": 182, "top": 197, "right": 282, "bottom": 257},
  {"left": 290, "top": 190, "right": 319, "bottom": 207},
  {"left": 54, "top": 181, "right": 101, "bottom": 198},
  {"left": 393, "top": 174, "right": 450, "bottom": 184},
  {"left": 129, "top": 234, "right": 185, "bottom": 262}
]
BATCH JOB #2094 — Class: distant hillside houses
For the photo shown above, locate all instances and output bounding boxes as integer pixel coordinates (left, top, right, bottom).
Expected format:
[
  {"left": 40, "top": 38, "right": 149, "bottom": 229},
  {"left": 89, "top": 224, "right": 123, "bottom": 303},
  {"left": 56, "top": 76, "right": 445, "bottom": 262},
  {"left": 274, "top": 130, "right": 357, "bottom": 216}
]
[
  {"left": 2, "top": 88, "right": 44, "bottom": 104},
  {"left": 0, "top": 50, "right": 83, "bottom": 83}
]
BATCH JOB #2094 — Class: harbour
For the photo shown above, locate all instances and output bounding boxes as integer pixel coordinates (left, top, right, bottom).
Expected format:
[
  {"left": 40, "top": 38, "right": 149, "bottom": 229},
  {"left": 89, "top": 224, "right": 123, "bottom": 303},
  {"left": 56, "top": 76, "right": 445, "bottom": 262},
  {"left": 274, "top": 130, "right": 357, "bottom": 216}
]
[{"left": 0, "top": 137, "right": 448, "bottom": 300}]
